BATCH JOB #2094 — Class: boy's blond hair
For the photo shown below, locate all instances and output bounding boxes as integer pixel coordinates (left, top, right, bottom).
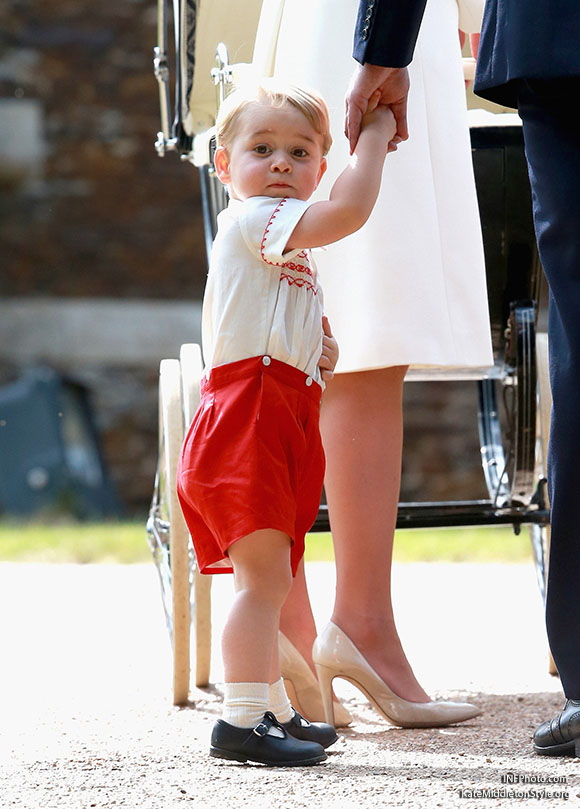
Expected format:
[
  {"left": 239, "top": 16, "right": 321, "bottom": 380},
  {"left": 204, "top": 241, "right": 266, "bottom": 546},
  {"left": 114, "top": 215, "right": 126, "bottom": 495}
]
[{"left": 215, "top": 78, "right": 333, "bottom": 155}]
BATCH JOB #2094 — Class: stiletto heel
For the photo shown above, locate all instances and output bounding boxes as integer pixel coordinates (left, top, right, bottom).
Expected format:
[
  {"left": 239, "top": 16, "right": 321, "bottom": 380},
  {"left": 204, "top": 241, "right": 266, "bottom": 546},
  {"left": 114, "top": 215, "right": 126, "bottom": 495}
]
[
  {"left": 279, "top": 632, "right": 352, "bottom": 727},
  {"left": 314, "top": 663, "right": 337, "bottom": 727},
  {"left": 313, "top": 622, "right": 482, "bottom": 728}
]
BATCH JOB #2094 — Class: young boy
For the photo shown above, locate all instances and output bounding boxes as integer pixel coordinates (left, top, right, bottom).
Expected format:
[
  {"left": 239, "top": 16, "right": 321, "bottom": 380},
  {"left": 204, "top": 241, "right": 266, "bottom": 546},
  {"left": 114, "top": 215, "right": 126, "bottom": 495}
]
[{"left": 177, "top": 80, "right": 395, "bottom": 766}]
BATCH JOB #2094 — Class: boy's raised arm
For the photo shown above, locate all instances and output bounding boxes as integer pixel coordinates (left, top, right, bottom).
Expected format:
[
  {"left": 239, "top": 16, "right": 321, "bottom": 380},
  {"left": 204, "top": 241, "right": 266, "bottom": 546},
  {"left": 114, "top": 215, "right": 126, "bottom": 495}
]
[{"left": 286, "top": 101, "right": 396, "bottom": 251}]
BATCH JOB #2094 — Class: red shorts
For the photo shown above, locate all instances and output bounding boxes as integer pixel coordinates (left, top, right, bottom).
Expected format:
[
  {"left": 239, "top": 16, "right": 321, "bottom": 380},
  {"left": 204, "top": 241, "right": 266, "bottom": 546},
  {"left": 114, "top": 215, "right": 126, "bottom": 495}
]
[{"left": 177, "top": 355, "right": 325, "bottom": 576}]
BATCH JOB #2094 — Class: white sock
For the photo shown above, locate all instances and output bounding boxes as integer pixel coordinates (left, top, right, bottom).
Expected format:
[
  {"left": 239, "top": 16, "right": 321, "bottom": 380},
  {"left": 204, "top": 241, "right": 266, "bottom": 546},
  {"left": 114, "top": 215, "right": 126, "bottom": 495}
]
[
  {"left": 221, "top": 682, "right": 269, "bottom": 728},
  {"left": 269, "top": 678, "right": 294, "bottom": 723}
]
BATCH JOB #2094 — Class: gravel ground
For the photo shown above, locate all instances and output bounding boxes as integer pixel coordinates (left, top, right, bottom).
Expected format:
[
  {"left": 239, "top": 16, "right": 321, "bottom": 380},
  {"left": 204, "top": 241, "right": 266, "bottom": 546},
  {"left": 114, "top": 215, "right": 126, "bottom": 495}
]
[{"left": 0, "top": 560, "right": 577, "bottom": 809}]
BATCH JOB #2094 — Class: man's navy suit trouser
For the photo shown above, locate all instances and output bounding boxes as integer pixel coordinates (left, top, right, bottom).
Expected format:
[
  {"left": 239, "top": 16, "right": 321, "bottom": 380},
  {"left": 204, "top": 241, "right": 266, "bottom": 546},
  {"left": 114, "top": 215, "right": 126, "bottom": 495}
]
[{"left": 517, "top": 78, "right": 580, "bottom": 697}]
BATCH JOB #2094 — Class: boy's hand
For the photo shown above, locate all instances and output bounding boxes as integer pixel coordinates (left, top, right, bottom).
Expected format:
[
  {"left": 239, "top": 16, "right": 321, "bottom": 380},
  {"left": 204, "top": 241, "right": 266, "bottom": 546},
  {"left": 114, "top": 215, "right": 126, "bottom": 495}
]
[
  {"left": 360, "top": 91, "right": 397, "bottom": 146},
  {"left": 319, "top": 316, "right": 339, "bottom": 381}
]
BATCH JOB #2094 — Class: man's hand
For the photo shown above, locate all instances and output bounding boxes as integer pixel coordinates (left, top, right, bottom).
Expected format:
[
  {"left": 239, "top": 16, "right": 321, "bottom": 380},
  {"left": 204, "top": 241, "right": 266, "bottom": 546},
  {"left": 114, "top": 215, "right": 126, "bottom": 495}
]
[
  {"left": 345, "top": 63, "right": 410, "bottom": 152},
  {"left": 319, "top": 316, "right": 339, "bottom": 382}
]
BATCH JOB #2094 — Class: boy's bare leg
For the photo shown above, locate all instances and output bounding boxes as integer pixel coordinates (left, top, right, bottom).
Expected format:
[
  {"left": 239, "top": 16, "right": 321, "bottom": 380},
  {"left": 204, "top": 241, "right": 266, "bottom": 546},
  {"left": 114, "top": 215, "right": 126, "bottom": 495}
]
[
  {"left": 212, "top": 529, "right": 333, "bottom": 761},
  {"left": 224, "top": 529, "right": 293, "bottom": 684}
]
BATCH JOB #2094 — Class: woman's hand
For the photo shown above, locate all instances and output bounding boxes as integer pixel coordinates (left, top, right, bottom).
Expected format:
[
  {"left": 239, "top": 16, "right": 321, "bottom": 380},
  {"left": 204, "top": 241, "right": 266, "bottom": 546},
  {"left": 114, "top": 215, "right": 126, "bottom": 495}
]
[{"left": 319, "top": 316, "right": 339, "bottom": 381}]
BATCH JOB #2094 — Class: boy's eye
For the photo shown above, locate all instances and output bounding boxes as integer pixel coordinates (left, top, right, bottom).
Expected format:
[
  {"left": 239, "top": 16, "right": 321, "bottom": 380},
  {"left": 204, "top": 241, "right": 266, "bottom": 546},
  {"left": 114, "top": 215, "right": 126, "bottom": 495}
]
[
  {"left": 253, "top": 144, "right": 270, "bottom": 154},
  {"left": 292, "top": 148, "right": 308, "bottom": 158}
]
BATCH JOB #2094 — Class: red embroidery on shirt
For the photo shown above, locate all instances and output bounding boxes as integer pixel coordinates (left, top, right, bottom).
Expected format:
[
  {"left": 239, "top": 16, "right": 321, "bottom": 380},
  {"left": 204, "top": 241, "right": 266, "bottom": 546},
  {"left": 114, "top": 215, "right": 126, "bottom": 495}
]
[
  {"left": 260, "top": 198, "right": 313, "bottom": 282},
  {"left": 280, "top": 273, "right": 319, "bottom": 295},
  {"left": 282, "top": 260, "right": 313, "bottom": 277}
]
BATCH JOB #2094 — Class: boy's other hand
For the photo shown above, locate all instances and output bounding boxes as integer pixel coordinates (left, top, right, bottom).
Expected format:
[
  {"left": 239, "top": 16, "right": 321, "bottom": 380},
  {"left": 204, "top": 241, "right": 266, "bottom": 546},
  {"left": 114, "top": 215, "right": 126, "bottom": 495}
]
[{"left": 319, "top": 316, "right": 339, "bottom": 381}]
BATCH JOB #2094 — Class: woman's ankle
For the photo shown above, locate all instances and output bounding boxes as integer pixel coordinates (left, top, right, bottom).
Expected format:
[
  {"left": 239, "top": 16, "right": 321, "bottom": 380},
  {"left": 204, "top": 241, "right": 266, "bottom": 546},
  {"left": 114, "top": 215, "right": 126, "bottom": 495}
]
[
  {"left": 279, "top": 620, "right": 317, "bottom": 672},
  {"left": 330, "top": 611, "right": 400, "bottom": 650},
  {"left": 330, "top": 613, "right": 430, "bottom": 702}
]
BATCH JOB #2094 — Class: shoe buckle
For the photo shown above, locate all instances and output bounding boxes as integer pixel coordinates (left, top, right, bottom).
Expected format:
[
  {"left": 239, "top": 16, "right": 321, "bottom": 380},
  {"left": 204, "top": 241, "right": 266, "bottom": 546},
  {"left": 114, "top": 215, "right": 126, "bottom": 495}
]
[{"left": 253, "top": 722, "right": 268, "bottom": 737}]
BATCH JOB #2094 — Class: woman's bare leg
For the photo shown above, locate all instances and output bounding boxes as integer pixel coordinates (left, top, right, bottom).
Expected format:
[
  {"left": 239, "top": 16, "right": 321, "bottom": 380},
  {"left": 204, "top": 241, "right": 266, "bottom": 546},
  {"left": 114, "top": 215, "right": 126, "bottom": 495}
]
[
  {"left": 280, "top": 559, "right": 318, "bottom": 671},
  {"left": 281, "top": 366, "right": 428, "bottom": 701},
  {"left": 320, "top": 366, "right": 429, "bottom": 702}
]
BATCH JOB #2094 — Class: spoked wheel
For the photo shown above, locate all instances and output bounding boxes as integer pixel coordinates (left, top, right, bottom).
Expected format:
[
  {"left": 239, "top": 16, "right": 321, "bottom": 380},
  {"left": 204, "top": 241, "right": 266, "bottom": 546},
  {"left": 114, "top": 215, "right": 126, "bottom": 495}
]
[
  {"left": 147, "top": 347, "right": 213, "bottom": 704},
  {"left": 508, "top": 302, "right": 537, "bottom": 504},
  {"left": 147, "top": 359, "right": 192, "bottom": 705},
  {"left": 147, "top": 360, "right": 190, "bottom": 705},
  {"left": 179, "top": 344, "right": 212, "bottom": 688},
  {"left": 478, "top": 312, "right": 554, "bottom": 674},
  {"left": 477, "top": 301, "right": 537, "bottom": 509},
  {"left": 528, "top": 332, "right": 550, "bottom": 603},
  {"left": 528, "top": 332, "right": 557, "bottom": 675}
]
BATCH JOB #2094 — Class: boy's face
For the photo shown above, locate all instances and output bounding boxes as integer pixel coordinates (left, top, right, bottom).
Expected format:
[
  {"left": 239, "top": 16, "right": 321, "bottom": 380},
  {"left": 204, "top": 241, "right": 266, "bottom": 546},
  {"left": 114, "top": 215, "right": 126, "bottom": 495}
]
[{"left": 214, "top": 102, "right": 327, "bottom": 201}]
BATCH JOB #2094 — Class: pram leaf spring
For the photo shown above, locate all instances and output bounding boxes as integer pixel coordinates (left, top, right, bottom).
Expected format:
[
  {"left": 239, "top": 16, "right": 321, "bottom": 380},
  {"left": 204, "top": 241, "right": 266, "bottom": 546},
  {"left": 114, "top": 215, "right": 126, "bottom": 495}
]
[{"left": 154, "top": 0, "right": 198, "bottom": 157}]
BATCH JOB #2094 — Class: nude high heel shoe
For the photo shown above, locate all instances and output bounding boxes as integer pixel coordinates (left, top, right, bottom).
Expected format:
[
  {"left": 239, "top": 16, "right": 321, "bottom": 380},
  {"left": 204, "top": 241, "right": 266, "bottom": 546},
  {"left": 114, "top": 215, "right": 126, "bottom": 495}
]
[
  {"left": 279, "top": 631, "right": 352, "bottom": 728},
  {"left": 313, "top": 622, "right": 482, "bottom": 728}
]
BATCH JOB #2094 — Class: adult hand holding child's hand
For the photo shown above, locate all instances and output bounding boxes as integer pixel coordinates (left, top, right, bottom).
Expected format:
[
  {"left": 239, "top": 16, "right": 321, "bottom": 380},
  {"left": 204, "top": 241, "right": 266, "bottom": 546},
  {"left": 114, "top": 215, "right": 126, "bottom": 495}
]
[
  {"left": 360, "top": 90, "right": 398, "bottom": 148},
  {"left": 345, "top": 63, "right": 409, "bottom": 153}
]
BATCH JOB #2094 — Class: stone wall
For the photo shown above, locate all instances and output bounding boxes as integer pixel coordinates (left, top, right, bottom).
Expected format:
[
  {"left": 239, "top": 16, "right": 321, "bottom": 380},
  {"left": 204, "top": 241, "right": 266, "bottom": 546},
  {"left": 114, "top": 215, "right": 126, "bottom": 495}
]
[
  {"left": 0, "top": 0, "right": 207, "bottom": 300},
  {"left": 0, "top": 0, "right": 208, "bottom": 515}
]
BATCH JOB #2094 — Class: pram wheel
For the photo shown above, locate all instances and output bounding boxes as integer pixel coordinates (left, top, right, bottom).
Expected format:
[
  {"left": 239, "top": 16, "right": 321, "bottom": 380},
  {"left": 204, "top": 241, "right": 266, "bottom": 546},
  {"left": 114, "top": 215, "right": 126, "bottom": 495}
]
[
  {"left": 529, "top": 332, "right": 556, "bottom": 674},
  {"left": 179, "top": 344, "right": 212, "bottom": 691},
  {"left": 147, "top": 347, "right": 211, "bottom": 705}
]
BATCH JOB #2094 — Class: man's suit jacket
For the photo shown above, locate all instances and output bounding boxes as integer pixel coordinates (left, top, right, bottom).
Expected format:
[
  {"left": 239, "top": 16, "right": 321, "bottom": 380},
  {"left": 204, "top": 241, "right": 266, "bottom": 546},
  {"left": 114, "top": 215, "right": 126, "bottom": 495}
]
[
  {"left": 353, "top": 0, "right": 427, "bottom": 68},
  {"left": 353, "top": 0, "right": 580, "bottom": 108},
  {"left": 474, "top": 0, "right": 580, "bottom": 108}
]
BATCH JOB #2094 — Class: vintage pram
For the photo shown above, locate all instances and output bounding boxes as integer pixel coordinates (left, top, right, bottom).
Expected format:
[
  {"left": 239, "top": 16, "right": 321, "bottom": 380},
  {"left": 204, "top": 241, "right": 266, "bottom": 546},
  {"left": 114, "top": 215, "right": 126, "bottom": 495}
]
[{"left": 146, "top": 0, "right": 552, "bottom": 705}]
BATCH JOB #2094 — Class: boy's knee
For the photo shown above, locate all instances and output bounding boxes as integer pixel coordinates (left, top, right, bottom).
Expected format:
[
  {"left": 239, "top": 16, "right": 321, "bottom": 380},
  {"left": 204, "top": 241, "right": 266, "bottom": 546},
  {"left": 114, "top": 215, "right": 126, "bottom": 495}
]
[
  {"left": 274, "top": 563, "right": 294, "bottom": 603},
  {"left": 229, "top": 529, "right": 293, "bottom": 602}
]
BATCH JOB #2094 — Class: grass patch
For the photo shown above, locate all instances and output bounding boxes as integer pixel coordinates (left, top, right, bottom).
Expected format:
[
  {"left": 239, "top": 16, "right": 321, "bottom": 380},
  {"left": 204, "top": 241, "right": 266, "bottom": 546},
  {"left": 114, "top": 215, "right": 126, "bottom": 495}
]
[
  {"left": 0, "top": 521, "right": 150, "bottom": 564},
  {"left": 0, "top": 520, "right": 534, "bottom": 564},
  {"left": 305, "top": 526, "right": 532, "bottom": 563},
  {"left": 393, "top": 525, "right": 532, "bottom": 562}
]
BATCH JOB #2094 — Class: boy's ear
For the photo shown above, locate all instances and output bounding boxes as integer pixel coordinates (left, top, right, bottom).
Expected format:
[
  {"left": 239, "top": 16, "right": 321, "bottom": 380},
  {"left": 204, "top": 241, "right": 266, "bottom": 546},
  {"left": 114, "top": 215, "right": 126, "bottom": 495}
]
[
  {"left": 214, "top": 146, "right": 231, "bottom": 185},
  {"left": 315, "top": 156, "right": 327, "bottom": 189}
]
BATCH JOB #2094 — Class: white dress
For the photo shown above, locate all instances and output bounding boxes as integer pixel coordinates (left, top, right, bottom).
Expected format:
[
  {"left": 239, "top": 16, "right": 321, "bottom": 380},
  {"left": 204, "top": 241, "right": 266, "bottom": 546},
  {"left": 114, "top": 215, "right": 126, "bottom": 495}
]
[{"left": 262, "top": 0, "right": 494, "bottom": 371}]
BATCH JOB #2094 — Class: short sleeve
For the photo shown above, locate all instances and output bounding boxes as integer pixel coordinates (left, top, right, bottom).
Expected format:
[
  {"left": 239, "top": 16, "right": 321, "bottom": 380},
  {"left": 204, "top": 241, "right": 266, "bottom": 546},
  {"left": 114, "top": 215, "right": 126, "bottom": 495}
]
[{"left": 238, "top": 196, "right": 312, "bottom": 266}]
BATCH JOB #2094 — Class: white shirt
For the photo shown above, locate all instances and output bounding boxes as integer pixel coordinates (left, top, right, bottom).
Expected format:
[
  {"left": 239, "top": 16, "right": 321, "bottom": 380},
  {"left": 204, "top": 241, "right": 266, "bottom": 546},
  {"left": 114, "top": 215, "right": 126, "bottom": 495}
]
[{"left": 202, "top": 196, "right": 325, "bottom": 385}]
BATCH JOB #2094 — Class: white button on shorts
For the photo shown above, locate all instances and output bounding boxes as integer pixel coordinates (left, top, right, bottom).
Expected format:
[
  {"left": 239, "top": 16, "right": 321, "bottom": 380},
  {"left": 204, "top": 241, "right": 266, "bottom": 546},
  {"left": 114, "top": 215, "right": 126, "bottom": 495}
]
[
  {"left": 262, "top": 356, "right": 271, "bottom": 366},
  {"left": 305, "top": 376, "right": 313, "bottom": 387}
]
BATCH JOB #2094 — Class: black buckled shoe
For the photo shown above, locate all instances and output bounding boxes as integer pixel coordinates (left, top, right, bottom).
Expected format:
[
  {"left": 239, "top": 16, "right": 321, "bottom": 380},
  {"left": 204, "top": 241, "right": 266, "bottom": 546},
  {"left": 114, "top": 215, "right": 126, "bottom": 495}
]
[
  {"left": 534, "top": 699, "right": 580, "bottom": 756},
  {"left": 282, "top": 708, "right": 338, "bottom": 749},
  {"left": 210, "top": 711, "right": 327, "bottom": 766}
]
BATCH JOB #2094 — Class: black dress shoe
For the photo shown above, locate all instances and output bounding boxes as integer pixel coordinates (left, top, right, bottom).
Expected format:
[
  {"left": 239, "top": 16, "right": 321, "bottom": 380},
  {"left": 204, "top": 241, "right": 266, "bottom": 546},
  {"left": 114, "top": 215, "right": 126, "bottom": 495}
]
[
  {"left": 210, "top": 711, "right": 327, "bottom": 766},
  {"left": 534, "top": 699, "right": 580, "bottom": 756},
  {"left": 282, "top": 709, "right": 338, "bottom": 749}
]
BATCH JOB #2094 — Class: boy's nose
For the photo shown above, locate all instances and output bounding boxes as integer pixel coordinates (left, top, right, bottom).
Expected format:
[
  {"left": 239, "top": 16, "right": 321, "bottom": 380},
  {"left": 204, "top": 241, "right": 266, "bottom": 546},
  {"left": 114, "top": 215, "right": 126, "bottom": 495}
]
[{"left": 270, "top": 153, "right": 291, "bottom": 172}]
